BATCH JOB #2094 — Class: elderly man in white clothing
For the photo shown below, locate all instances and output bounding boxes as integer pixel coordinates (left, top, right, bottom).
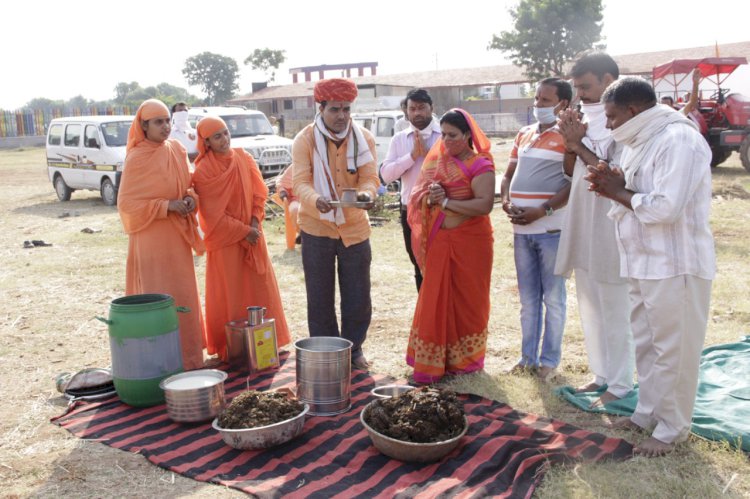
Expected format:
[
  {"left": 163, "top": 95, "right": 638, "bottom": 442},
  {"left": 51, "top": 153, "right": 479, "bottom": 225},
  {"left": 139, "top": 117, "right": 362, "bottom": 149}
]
[
  {"left": 556, "top": 52, "right": 635, "bottom": 409},
  {"left": 380, "top": 88, "right": 441, "bottom": 291},
  {"left": 586, "top": 77, "right": 715, "bottom": 457}
]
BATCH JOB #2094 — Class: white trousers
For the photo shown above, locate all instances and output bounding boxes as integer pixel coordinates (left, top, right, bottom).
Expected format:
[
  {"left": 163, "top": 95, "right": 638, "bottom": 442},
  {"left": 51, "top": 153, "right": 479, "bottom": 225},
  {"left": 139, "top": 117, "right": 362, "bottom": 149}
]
[
  {"left": 629, "top": 275, "right": 712, "bottom": 444},
  {"left": 575, "top": 268, "right": 634, "bottom": 397}
]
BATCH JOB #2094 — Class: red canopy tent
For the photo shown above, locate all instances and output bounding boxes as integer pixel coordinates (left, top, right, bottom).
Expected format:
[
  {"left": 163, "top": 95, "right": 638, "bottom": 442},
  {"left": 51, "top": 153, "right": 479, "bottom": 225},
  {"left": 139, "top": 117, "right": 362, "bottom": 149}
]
[{"left": 652, "top": 57, "right": 748, "bottom": 89}]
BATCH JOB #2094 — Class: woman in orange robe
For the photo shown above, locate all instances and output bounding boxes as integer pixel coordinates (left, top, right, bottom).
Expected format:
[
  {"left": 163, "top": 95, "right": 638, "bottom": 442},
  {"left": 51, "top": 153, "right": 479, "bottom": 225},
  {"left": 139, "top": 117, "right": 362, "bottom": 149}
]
[
  {"left": 192, "top": 117, "right": 290, "bottom": 361},
  {"left": 118, "top": 99, "right": 206, "bottom": 370},
  {"left": 406, "top": 109, "right": 496, "bottom": 384}
]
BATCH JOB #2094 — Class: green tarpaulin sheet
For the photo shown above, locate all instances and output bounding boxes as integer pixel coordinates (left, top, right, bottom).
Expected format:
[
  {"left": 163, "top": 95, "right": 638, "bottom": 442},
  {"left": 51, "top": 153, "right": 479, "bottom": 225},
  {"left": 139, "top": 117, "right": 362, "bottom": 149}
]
[{"left": 556, "top": 336, "right": 750, "bottom": 452}]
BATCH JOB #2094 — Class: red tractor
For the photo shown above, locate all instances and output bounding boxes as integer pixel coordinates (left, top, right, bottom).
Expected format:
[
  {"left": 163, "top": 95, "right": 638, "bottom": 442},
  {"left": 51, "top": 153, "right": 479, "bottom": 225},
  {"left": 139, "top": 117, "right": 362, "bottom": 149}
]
[{"left": 653, "top": 57, "right": 750, "bottom": 172}]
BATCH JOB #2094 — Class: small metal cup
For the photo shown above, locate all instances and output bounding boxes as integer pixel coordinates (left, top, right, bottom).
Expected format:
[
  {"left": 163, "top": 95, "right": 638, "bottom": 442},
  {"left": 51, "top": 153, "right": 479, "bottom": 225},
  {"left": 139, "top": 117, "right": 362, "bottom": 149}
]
[
  {"left": 341, "top": 188, "right": 357, "bottom": 203},
  {"left": 247, "top": 306, "right": 266, "bottom": 326}
]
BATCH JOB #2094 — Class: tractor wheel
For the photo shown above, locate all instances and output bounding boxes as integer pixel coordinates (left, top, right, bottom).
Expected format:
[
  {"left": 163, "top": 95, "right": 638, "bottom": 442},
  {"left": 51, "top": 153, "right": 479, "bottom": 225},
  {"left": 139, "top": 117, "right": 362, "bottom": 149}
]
[
  {"left": 710, "top": 147, "right": 731, "bottom": 168},
  {"left": 740, "top": 136, "right": 750, "bottom": 173}
]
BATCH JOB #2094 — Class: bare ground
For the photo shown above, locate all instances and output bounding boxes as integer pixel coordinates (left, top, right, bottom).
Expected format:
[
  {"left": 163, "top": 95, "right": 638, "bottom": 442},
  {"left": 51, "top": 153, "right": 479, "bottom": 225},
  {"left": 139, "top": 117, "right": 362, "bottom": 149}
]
[{"left": 0, "top": 146, "right": 748, "bottom": 498}]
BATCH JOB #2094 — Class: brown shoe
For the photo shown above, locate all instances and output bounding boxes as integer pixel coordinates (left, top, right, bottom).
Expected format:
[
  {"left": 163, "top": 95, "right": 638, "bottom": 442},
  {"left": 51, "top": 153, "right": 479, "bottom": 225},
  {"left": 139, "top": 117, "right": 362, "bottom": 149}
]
[
  {"left": 537, "top": 366, "right": 558, "bottom": 382},
  {"left": 352, "top": 356, "right": 370, "bottom": 370}
]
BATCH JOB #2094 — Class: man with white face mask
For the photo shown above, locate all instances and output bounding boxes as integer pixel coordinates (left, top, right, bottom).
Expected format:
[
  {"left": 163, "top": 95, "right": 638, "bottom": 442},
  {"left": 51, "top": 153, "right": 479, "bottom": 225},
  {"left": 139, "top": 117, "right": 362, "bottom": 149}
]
[
  {"left": 501, "top": 77, "right": 573, "bottom": 381},
  {"left": 169, "top": 102, "right": 198, "bottom": 162},
  {"left": 555, "top": 52, "right": 635, "bottom": 408}
]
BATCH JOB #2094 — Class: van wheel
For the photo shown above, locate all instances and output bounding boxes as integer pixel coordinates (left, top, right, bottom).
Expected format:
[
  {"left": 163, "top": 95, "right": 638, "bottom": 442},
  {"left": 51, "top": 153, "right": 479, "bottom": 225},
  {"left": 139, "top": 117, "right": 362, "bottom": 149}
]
[
  {"left": 101, "top": 178, "right": 117, "bottom": 206},
  {"left": 54, "top": 175, "right": 72, "bottom": 201}
]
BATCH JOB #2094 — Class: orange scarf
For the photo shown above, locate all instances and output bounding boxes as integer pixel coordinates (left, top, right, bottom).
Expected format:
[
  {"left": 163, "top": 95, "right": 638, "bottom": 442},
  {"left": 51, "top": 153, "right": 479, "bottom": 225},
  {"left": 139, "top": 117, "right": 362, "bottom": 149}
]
[
  {"left": 119, "top": 138, "right": 205, "bottom": 255},
  {"left": 193, "top": 148, "right": 269, "bottom": 272}
]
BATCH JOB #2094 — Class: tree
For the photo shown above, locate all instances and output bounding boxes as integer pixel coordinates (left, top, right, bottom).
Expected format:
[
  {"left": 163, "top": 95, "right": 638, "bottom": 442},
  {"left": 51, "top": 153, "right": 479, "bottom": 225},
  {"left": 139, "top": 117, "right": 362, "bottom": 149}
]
[
  {"left": 114, "top": 81, "right": 139, "bottom": 104},
  {"left": 489, "top": 0, "right": 604, "bottom": 80},
  {"left": 183, "top": 52, "right": 239, "bottom": 105},
  {"left": 24, "top": 97, "right": 64, "bottom": 111},
  {"left": 244, "top": 48, "right": 286, "bottom": 82}
]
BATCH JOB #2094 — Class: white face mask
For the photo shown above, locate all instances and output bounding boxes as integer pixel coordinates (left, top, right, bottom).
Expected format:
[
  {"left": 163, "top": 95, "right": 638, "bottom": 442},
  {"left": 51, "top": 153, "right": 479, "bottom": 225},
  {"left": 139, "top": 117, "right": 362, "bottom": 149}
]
[
  {"left": 172, "top": 110, "right": 189, "bottom": 128},
  {"left": 533, "top": 103, "right": 559, "bottom": 125},
  {"left": 580, "top": 102, "right": 609, "bottom": 140}
]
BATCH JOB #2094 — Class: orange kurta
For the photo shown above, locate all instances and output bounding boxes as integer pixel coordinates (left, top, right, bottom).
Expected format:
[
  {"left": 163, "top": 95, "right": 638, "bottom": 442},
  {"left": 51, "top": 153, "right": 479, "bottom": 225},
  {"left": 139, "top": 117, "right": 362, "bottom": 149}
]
[
  {"left": 406, "top": 109, "right": 495, "bottom": 383},
  {"left": 118, "top": 137, "right": 206, "bottom": 371},
  {"left": 193, "top": 148, "right": 290, "bottom": 360}
]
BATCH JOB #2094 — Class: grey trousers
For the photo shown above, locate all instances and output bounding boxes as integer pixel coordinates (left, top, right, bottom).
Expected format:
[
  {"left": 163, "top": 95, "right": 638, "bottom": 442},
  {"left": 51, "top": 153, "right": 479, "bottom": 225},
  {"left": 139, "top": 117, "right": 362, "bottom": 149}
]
[{"left": 300, "top": 232, "right": 372, "bottom": 359}]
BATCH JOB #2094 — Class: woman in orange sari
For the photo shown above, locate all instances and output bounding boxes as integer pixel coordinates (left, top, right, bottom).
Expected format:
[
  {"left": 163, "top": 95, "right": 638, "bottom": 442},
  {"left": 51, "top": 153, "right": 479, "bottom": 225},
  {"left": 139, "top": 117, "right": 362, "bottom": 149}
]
[
  {"left": 192, "top": 117, "right": 290, "bottom": 361},
  {"left": 118, "top": 99, "right": 206, "bottom": 370},
  {"left": 406, "top": 109, "right": 495, "bottom": 384}
]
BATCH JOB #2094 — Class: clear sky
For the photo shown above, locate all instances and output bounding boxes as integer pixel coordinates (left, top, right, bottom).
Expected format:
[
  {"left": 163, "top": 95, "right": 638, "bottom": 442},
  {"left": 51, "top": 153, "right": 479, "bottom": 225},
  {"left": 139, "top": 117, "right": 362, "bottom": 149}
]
[{"left": 2, "top": 0, "right": 749, "bottom": 109}]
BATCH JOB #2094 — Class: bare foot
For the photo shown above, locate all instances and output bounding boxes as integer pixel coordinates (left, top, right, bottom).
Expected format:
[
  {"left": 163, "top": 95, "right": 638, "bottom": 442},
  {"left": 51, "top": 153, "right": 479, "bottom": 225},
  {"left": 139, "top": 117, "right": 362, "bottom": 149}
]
[
  {"left": 606, "top": 416, "right": 643, "bottom": 431},
  {"left": 634, "top": 437, "right": 675, "bottom": 457},
  {"left": 589, "top": 391, "right": 620, "bottom": 408},
  {"left": 575, "top": 380, "right": 602, "bottom": 393}
]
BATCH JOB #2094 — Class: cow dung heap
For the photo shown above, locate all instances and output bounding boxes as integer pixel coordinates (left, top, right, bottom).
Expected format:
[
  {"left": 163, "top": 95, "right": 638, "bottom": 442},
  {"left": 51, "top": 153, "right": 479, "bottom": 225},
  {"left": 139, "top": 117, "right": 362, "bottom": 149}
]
[
  {"left": 218, "top": 390, "right": 304, "bottom": 429},
  {"left": 364, "top": 387, "right": 465, "bottom": 443}
]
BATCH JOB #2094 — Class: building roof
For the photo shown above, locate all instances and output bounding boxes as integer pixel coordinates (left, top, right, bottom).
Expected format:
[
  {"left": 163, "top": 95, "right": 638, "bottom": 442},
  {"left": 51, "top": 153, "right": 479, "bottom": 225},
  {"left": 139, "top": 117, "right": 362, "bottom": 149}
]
[{"left": 229, "top": 40, "right": 750, "bottom": 103}]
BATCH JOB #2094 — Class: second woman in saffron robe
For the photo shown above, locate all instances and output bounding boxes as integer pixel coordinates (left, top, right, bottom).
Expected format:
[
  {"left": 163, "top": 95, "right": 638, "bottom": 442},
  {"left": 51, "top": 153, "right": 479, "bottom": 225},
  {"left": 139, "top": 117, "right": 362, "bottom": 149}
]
[{"left": 192, "top": 117, "right": 290, "bottom": 361}]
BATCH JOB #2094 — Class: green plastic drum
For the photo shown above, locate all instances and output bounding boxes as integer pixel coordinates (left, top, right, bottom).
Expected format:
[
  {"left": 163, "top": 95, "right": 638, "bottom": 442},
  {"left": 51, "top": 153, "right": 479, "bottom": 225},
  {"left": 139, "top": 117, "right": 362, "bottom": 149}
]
[{"left": 102, "top": 294, "right": 184, "bottom": 407}]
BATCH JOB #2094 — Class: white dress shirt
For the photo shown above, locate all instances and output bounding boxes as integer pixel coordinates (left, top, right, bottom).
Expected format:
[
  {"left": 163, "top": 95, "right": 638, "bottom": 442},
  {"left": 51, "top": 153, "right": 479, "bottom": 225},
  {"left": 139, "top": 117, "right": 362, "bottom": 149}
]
[
  {"left": 608, "top": 122, "right": 716, "bottom": 280},
  {"left": 380, "top": 119, "right": 442, "bottom": 205}
]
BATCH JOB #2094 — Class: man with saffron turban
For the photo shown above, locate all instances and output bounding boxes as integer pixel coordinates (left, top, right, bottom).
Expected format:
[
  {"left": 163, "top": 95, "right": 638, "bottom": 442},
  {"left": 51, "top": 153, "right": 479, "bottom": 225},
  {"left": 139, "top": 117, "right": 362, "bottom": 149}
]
[
  {"left": 292, "top": 78, "right": 380, "bottom": 370},
  {"left": 118, "top": 99, "right": 206, "bottom": 370},
  {"left": 192, "top": 117, "right": 290, "bottom": 361}
]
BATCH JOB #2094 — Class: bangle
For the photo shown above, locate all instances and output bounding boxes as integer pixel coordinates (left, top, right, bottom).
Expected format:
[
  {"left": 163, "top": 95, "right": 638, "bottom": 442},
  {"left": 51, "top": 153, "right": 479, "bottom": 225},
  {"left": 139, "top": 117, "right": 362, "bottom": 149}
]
[{"left": 441, "top": 198, "right": 449, "bottom": 209}]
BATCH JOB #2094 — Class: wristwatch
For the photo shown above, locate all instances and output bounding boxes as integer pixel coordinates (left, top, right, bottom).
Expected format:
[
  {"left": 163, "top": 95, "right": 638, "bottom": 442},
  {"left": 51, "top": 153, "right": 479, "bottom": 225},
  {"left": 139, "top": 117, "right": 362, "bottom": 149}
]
[{"left": 543, "top": 202, "right": 554, "bottom": 217}]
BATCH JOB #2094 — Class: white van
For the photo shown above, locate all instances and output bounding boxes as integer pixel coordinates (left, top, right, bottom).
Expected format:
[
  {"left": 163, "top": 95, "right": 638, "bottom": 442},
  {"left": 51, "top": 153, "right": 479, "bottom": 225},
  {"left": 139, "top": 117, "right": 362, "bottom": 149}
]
[
  {"left": 188, "top": 107, "right": 293, "bottom": 177},
  {"left": 46, "top": 115, "right": 133, "bottom": 206},
  {"left": 351, "top": 110, "right": 404, "bottom": 166}
]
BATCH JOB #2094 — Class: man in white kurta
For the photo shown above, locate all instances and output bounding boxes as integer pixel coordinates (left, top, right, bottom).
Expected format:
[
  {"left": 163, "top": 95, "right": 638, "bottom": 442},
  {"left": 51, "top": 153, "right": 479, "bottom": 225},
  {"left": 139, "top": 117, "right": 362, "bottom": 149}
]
[
  {"left": 586, "top": 77, "right": 715, "bottom": 457},
  {"left": 556, "top": 52, "right": 634, "bottom": 407}
]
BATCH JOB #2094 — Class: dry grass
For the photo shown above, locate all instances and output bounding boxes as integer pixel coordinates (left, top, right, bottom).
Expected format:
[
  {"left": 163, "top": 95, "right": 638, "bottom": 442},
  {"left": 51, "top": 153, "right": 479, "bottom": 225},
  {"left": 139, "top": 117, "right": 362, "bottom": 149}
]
[{"left": 0, "top": 146, "right": 748, "bottom": 498}]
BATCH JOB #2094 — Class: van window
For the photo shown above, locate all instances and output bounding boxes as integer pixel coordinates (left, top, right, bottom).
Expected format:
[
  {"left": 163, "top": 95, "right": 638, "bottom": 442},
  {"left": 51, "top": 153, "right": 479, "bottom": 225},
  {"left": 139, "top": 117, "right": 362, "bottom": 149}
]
[
  {"left": 100, "top": 121, "right": 130, "bottom": 147},
  {"left": 376, "top": 117, "right": 395, "bottom": 137},
  {"left": 64, "top": 124, "right": 81, "bottom": 147},
  {"left": 354, "top": 118, "right": 372, "bottom": 130},
  {"left": 84, "top": 125, "right": 100, "bottom": 149},
  {"left": 48, "top": 124, "right": 63, "bottom": 146}
]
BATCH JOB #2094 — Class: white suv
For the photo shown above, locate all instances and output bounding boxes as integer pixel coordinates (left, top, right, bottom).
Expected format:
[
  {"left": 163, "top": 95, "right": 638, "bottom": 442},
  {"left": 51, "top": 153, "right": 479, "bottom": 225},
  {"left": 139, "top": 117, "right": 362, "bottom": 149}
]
[{"left": 188, "top": 107, "right": 293, "bottom": 177}]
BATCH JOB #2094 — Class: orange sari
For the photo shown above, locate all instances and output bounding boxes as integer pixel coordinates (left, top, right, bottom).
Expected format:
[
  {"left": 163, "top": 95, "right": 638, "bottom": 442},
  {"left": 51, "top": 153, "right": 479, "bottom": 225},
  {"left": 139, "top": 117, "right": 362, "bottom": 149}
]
[
  {"left": 193, "top": 148, "right": 290, "bottom": 361},
  {"left": 406, "top": 109, "right": 495, "bottom": 383}
]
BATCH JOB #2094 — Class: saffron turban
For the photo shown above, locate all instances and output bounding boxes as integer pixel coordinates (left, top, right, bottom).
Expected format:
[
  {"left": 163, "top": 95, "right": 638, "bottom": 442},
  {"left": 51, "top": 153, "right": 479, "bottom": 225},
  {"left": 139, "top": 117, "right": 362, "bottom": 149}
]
[
  {"left": 127, "top": 99, "right": 170, "bottom": 152},
  {"left": 195, "top": 116, "right": 228, "bottom": 162},
  {"left": 314, "top": 78, "right": 358, "bottom": 103}
]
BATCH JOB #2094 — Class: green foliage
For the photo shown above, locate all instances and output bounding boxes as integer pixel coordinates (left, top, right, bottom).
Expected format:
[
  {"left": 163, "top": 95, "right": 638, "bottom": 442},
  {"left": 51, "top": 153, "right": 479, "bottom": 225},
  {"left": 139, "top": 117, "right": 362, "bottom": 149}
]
[
  {"left": 183, "top": 51, "right": 239, "bottom": 105},
  {"left": 244, "top": 48, "right": 287, "bottom": 82},
  {"left": 489, "top": 0, "right": 605, "bottom": 80},
  {"left": 112, "top": 81, "right": 199, "bottom": 108}
]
